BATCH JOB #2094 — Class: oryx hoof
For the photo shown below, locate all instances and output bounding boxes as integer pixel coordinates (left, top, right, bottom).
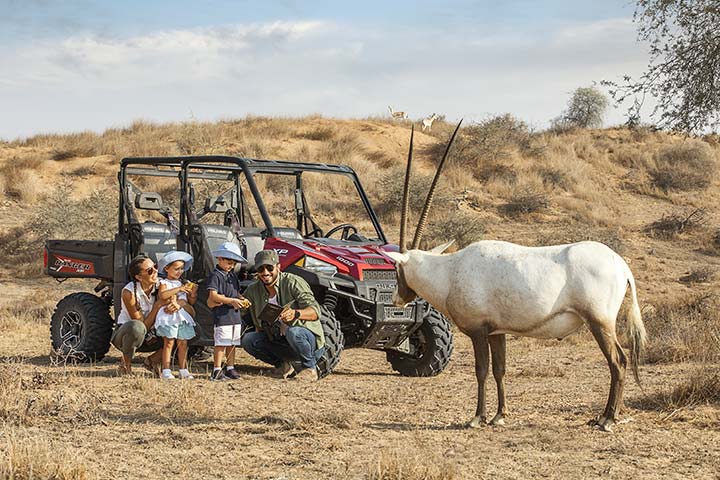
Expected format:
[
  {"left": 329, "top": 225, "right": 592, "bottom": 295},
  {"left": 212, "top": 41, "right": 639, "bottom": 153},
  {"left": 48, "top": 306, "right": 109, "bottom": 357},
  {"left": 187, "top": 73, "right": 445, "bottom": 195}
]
[
  {"left": 588, "top": 416, "right": 614, "bottom": 433},
  {"left": 467, "top": 416, "right": 487, "bottom": 428},
  {"left": 488, "top": 415, "right": 505, "bottom": 426}
]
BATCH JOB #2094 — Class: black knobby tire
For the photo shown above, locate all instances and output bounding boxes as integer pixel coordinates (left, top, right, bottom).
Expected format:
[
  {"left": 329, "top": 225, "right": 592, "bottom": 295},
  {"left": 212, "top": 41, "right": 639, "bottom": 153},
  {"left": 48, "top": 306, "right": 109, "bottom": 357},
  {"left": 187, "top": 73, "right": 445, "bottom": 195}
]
[
  {"left": 315, "top": 304, "right": 344, "bottom": 379},
  {"left": 386, "top": 305, "right": 454, "bottom": 377},
  {"left": 50, "top": 292, "right": 113, "bottom": 362}
]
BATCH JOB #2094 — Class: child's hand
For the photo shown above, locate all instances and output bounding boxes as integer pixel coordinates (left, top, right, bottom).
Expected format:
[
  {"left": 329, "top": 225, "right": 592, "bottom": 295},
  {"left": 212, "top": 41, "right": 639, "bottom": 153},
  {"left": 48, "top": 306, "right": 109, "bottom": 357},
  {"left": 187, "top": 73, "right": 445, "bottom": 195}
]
[
  {"left": 237, "top": 296, "right": 252, "bottom": 309},
  {"left": 228, "top": 298, "right": 246, "bottom": 310},
  {"left": 181, "top": 282, "right": 196, "bottom": 294}
]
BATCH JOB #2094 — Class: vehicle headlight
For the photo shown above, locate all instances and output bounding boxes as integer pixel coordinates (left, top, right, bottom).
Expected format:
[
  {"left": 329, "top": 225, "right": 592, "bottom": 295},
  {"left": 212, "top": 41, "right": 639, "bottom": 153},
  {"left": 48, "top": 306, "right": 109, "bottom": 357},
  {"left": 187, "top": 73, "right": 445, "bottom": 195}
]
[{"left": 299, "top": 256, "right": 338, "bottom": 276}]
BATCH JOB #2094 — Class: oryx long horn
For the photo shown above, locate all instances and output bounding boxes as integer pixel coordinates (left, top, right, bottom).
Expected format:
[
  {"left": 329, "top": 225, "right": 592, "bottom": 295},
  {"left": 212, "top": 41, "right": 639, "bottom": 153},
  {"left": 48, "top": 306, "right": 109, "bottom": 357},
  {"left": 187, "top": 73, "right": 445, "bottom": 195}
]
[
  {"left": 411, "top": 119, "right": 463, "bottom": 250},
  {"left": 398, "top": 125, "right": 414, "bottom": 252}
]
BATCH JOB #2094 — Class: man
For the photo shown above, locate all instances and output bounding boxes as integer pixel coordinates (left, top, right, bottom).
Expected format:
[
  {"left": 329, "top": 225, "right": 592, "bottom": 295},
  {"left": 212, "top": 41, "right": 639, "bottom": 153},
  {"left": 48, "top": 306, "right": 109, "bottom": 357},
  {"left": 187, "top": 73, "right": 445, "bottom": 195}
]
[{"left": 241, "top": 249, "right": 325, "bottom": 381}]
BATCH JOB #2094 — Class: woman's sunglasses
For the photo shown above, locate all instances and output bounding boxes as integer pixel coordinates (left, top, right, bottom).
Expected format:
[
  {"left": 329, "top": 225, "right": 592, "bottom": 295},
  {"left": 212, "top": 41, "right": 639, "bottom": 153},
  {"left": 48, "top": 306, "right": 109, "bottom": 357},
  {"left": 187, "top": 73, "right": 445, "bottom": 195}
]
[
  {"left": 145, "top": 264, "right": 158, "bottom": 275},
  {"left": 257, "top": 264, "right": 275, "bottom": 273}
]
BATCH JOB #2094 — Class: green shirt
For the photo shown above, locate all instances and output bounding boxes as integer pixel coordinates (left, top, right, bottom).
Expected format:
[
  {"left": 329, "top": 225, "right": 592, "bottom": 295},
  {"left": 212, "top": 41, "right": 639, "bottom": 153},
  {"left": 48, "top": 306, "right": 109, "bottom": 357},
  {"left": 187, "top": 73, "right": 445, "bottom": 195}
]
[{"left": 242, "top": 271, "right": 325, "bottom": 349}]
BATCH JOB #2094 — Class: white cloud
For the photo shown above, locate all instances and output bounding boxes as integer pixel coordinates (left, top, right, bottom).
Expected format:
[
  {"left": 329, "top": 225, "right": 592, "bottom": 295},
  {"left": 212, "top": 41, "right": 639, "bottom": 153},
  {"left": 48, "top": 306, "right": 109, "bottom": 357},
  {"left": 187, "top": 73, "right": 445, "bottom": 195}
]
[{"left": 0, "top": 17, "right": 650, "bottom": 139}]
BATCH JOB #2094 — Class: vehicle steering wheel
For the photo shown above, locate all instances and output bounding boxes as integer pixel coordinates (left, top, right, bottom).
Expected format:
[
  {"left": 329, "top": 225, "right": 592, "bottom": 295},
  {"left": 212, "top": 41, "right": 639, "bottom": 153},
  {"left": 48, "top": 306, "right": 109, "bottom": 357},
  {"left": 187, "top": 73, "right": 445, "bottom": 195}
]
[{"left": 325, "top": 223, "right": 358, "bottom": 240}]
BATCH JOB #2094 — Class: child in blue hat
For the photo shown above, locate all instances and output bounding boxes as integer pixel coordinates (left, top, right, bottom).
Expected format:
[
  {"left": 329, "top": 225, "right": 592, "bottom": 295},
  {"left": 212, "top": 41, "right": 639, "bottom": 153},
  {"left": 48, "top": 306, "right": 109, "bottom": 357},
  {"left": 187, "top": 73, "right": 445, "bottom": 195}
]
[
  {"left": 206, "top": 241, "right": 248, "bottom": 381},
  {"left": 156, "top": 250, "right": 197, "bottom": 379}
]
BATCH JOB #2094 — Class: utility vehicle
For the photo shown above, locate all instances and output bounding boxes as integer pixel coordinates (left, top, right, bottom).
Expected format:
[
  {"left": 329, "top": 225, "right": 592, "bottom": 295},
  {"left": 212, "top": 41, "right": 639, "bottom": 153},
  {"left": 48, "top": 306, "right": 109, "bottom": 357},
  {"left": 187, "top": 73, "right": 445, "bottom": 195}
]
[{"left": 45, "top": 156, "right": 454, "bottom": 377}]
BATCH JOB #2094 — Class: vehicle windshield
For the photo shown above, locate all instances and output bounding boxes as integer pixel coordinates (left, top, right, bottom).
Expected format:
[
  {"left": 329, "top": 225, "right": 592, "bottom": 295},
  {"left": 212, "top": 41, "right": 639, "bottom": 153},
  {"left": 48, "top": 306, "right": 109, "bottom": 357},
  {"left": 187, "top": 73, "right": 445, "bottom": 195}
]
[{"left": 247, "top": 170, "right": 382, "bottom": 241}]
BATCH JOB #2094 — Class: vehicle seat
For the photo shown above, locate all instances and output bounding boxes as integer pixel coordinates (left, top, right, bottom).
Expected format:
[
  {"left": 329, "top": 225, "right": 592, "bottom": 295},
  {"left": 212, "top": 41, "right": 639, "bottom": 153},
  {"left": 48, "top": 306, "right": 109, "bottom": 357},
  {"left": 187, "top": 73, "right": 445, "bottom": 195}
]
[{"left": 139, "top": 222, "right": 177, "bottom": 265}]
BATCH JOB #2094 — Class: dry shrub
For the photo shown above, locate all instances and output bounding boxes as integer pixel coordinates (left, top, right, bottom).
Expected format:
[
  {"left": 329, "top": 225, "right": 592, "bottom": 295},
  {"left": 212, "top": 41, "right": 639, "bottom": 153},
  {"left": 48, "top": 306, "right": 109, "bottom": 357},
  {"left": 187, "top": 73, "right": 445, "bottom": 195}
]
[
  {"left": 650, "top": 140, "right": 716, "bottom": 192},
  {"left": 534, "top": 224, "right": 625, "bottom": 254},
  {"left": 175, "top": 122, "right": 226, "bottom": 155},
  {"left": 612, "top": 145, "right": 654, "bottom": 169},
  {"left": 50, "top": 132, "right": 102, "bottom": 160},
  {"left": 678, "top": 267, "right": 715, "bottom": 284},
  {"left": 499, "top": 187, "right": 549, "bottom": 217},
  {"left": 0, "top": 429, "right": 91, "bottom": 479},
  {"left": 643, "top": 293, "right": 720, "bottom": 363},
  {"left": 644, "top": 208, "right": 707, "bottom": 239},
  {"left": 316, "top": 134, "right": 363, "bottom": 165},
  {"left": 0, "top": 183, "right": 116, "bottom": 276},
  {"left": 474, "top": 162, "right": 517, "bottom": 184},
  {"left": 637, "top": 370, "right": 720, "bottom": 412},
  {"left": 295, "top": 125, "right": 336, "bottom": 141},
  {"left": 0, "top": 166, "right": 45, "bottom": 202},
  {"left": 423, "top": 211, "right": 485, "bottom": 249},
  {"left": 427, "top": 114, "right": 531, "bottom": 169},
  {"left": 369, "top": 451, "right": 457, "bottom": 480},
  {"left": 533, "top": 165, "right": 570, "bottom": 190},
  {"left": 366, "top": 150, "right": 396, "bottom": 169},
  {"left": 374, "top": 168, "right": 453, "bottom": 218}
]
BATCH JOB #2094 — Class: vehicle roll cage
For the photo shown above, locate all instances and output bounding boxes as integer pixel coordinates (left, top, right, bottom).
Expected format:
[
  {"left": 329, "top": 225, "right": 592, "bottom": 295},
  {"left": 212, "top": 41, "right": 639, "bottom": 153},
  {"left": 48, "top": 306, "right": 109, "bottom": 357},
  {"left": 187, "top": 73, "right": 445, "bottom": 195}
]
[{"left": 118, "top": 155, "right": 387, "bottom": 243}]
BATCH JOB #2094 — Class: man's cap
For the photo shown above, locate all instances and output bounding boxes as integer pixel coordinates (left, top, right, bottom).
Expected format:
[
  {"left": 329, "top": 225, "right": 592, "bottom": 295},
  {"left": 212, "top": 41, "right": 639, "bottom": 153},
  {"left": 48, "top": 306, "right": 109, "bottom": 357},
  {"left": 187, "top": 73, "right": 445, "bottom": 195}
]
[
  {"left": 158, "top": 250, "right": 194, "bottom": 273},
  {"left": 211, "top": 242, "right": 246, "bottom": 263},
  {"left": 254, "top": 249, "right": 279, "bottom": 267}
]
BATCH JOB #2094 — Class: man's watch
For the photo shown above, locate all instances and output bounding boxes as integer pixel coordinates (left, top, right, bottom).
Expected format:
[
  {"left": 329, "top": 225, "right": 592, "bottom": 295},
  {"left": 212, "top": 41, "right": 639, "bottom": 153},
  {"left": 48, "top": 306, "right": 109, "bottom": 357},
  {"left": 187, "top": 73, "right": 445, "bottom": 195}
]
[{"left": 293, "top": 309, "right": 301, "bottom": 320}]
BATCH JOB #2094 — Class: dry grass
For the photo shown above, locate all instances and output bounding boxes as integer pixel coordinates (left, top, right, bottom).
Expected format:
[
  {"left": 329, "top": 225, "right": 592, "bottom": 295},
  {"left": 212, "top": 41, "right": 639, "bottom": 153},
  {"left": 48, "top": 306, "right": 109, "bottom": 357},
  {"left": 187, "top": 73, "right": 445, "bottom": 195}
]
[
  {"left": 0, "top": 428, "right": 91, "bottom": 479},
  {"left": 678, "top": 267, "right": 715, "bottom": 284},
  {"left": 534, "top": 223, "right": 625, "bottom": 254},
  {"left": 643, "top": 293, "right": 720, "bottom": 363},
  {"left": 369, "top": 451, "right": 458, "bottom": 480},
  {"left": 424, "top": 211, "right": 485, "bottom": 249}
]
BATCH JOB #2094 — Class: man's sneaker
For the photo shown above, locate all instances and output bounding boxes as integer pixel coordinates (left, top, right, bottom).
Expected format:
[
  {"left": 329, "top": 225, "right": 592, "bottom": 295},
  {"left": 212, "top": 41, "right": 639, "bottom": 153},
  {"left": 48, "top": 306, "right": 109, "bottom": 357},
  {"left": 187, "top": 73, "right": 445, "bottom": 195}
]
[
  {"left": 179, "top": 369, "right": 194, "bottom": 380},
  {"left": 161, "top": 370, "right": 175, "bottom": 380},
  {"left": 224, "top": 368, "right": 241, "bottom": 380},
  {"left": 269, "top": 361, "right": 295, "bottom": 379},
  {"left": 209, "top": 369, "right": 228, "bottom": 381},
  {"left": 294, "top": 367, "right": 318, "bottom": 382}
]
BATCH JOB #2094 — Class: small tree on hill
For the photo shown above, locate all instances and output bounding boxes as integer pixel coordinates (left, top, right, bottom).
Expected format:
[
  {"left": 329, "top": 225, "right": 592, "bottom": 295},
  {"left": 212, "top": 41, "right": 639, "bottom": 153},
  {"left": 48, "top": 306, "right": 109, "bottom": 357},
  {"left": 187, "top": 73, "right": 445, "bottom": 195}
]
[{"left": 553, "top": 86, "right": 609, "bottom": 130}]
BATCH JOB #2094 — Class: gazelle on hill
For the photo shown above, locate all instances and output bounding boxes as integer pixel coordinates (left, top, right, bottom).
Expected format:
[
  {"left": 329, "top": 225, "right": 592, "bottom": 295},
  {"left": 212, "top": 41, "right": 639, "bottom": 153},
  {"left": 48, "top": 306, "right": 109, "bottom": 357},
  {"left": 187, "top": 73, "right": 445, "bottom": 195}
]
[
  {"left": 422, "top": 113, "right": 438, "bottom": 131},
  {"left": 388, "top": 106, "right": 408, "bottom": 119}
]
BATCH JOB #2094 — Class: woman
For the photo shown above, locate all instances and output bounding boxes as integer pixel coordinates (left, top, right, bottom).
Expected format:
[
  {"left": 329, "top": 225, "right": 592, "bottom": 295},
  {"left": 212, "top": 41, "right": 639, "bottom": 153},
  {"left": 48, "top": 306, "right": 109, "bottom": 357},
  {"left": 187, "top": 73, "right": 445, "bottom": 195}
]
[{"left": 110, "top": 254, "right": 178, "bottom": 375}]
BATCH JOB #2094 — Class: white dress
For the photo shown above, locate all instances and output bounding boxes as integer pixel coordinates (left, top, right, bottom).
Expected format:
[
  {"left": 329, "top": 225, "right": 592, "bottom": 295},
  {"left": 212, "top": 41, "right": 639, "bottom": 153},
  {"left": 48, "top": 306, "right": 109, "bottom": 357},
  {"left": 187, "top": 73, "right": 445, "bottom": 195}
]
[{"left": 154, "top": 279, "right": 196, "bottom": 327}]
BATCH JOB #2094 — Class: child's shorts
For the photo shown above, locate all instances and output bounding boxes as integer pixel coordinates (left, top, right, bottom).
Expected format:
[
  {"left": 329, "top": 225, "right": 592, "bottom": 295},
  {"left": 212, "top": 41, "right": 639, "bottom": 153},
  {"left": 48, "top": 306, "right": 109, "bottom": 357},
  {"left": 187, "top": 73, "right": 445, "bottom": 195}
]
[
  {"left": 156, "top": 323, "right": 196, "bottom": 340},
  {"left": 214, "top": 324, "right": 243, "bottom": 346}
]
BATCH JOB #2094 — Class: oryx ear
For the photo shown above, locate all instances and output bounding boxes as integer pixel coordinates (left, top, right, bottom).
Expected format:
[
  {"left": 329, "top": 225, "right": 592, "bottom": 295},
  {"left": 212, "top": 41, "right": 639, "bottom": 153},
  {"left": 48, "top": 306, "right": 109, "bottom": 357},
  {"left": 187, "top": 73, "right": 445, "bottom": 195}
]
[
  {"left": 385, "top": 251, "right": 410, "bottom": 265},
  {"left": 429, "top": 240, "right": 455, "bottom": 255}
]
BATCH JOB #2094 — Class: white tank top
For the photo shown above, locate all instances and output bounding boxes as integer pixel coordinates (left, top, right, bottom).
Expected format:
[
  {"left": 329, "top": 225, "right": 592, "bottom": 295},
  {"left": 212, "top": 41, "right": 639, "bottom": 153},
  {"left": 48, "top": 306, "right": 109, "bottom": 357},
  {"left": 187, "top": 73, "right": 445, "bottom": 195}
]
[{"left": 116, "top": 281, "right": 155, "bottom": 325}]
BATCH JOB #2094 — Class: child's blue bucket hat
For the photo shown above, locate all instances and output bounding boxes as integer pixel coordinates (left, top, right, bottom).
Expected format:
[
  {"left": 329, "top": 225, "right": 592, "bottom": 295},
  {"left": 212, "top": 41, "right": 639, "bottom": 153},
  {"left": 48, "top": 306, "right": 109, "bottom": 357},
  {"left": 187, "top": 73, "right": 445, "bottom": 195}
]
[
  {"left": 211, "top": 242, "right": 246, "bottom": 263},
  {"left": 158, "top": 250, "right": 194, "bottom": 273}
]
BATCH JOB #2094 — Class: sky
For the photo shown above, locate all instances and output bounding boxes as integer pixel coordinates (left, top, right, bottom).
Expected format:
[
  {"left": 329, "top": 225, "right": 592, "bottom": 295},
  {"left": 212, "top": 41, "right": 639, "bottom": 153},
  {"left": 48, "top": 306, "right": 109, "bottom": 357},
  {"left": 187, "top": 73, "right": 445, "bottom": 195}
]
[{"left": 0, "top": 0, "right": 651, "bottom": 140}]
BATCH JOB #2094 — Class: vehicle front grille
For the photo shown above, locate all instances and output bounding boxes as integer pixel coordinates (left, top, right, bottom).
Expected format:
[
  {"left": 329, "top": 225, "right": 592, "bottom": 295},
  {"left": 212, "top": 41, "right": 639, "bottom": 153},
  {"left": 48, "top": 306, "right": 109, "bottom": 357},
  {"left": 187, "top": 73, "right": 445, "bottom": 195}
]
[{"left": 362, "top": 269, "right": 396, "bottom": 281}]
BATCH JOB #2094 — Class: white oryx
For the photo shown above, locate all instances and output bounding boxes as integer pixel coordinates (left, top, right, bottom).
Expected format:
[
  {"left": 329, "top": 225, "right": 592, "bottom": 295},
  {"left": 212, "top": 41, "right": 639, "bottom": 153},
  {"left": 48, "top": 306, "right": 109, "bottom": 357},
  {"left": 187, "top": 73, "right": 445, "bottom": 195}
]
[{"left": 387, "top": 123, "right": 647, "bottom": 432}]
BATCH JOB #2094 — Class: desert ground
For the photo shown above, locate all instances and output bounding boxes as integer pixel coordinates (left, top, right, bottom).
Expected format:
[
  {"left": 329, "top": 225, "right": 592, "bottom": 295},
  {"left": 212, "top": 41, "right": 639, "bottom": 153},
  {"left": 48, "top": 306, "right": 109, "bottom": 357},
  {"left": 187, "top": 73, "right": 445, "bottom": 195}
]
[{"left": 1, "top": 117, "right": 719, "bottom": 479}]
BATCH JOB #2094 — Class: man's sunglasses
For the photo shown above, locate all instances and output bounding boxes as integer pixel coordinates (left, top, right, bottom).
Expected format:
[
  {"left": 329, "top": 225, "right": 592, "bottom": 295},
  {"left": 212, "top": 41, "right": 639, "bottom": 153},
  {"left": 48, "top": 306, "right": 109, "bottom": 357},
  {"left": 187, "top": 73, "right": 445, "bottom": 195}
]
[
  {"left": 256, "top": 264, "right": 275, "bottom": 273},
  {"left": 145, "top": 264, "right": 158, "bottom": 275}
]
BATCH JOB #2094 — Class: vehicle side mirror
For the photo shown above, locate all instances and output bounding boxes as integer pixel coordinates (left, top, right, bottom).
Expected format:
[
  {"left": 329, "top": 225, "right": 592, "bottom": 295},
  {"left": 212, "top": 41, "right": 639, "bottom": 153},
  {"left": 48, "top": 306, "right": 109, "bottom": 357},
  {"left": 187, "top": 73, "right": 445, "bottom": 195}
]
[{"left": 135, "top": 192, "right": 163, "bottom": 210}]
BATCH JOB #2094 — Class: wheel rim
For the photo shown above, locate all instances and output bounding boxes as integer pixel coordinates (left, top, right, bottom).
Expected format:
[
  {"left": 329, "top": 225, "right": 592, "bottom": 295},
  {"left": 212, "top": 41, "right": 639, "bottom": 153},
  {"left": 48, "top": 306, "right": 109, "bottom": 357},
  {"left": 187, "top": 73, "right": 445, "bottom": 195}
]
[{"left": 59, "top": 310, "right": 83, "bottom": 350}]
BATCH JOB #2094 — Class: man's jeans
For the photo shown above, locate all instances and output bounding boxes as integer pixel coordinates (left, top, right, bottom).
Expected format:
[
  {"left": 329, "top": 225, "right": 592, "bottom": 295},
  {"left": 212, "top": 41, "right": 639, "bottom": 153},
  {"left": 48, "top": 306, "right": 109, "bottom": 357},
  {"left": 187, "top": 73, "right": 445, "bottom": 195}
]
[{"left": 241, "top": 326, "right": 323, "bottom": 369}]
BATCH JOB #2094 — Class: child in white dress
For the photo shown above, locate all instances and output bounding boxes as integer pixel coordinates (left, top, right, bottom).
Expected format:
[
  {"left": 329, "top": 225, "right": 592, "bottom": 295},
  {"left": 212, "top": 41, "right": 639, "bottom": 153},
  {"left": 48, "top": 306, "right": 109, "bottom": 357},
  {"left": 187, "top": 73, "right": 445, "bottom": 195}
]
[{"left": 156, "top": 250, "right": 197, "bottom": 379}]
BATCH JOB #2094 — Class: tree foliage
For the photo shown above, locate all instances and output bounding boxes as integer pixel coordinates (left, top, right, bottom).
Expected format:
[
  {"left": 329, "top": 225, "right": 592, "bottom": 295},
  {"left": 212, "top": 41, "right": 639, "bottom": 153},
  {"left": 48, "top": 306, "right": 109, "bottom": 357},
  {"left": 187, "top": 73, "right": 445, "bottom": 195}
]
[
  {"left": 603, "top": 0, "right": 720, "bottom": 133},
  {"left": 553, "top": 86, "right": 609, "bottom": 130}
]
